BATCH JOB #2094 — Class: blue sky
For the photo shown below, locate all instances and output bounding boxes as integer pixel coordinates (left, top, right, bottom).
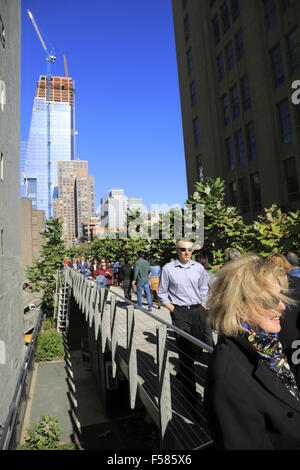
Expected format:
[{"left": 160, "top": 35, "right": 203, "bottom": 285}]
[{"left": 20, "top": 0, "right": 188, "bottom": 212}]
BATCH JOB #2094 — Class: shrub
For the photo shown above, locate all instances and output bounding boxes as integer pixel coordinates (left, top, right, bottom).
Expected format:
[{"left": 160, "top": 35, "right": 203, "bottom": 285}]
[
  {"left": 35, "top": 330, "right": 65, "bottom": 363},
  {"left": 23, "top": 415, "right": 61, "bottom": 450}
]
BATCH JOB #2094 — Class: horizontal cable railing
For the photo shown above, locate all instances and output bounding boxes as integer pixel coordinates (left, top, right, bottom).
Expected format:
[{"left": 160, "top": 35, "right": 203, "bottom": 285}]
[{"left": 65, "top": 266, "right": 213, "bottom": 449}]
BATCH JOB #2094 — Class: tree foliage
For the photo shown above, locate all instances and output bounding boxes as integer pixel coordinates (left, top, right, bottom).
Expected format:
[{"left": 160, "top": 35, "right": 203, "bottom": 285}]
[
  {"left": 25, "top": 217, "right": 66, "bottom": 316},
  {"left": 65, "top": 178, "right": 300, "bottom": 269}
]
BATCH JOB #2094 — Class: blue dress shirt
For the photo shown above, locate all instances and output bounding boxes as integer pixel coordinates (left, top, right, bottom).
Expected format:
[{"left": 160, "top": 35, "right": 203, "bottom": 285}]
[{"left": 158, "top": 259, "right": 208, "bottom": 306}]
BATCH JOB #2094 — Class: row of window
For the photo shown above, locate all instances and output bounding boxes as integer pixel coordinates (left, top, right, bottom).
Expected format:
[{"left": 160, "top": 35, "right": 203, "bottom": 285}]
[
  {"left": 228, "top": 173, "right": 262, "bottom": 213},
  {"left": 264, "top": 0, "right": 292, "bottom": 29},
  {"left": 221, "top": 76, "right": 251, "bottom": 124},
  {"left": 225, "top": 122, "right": 257, "bottom": 170},
  {"left": 212, "top": 0, "right": 240, "bottom": 45},
  {"left": 270, "top": 30, "right": 300, "bottom": 88}
]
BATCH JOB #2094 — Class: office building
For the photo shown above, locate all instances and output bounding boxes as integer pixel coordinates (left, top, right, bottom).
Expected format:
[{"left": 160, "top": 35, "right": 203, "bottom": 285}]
[
  {"left": 22, "top": 75, "right": 76, "bottom": 219},
  {"left": 172, "top": 0, "right": 300, "bottom": 220},
  {"left": 52, "top": 160, "right": 95, "bottom": 247},
  {"left": 100, "top": 189, "right": 143, "bottom": 230}
]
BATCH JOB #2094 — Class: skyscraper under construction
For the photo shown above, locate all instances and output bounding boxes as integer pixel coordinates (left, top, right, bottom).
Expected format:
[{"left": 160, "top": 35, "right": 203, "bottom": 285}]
[{"left": 21, "top": 75, "right": 76, "bottom": 219}]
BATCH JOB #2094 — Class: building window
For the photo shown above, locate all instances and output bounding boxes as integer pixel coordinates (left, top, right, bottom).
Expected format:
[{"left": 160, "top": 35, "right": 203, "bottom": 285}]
[
  {"left": 0, "top": 152, "right": 3, "bottom": 181},
  {"left": 225, "top": 41, "right": 235, "bottom": 70},
  {"left": 240, "top": 75, "right": 251, "bottom": 111},
  {"left": 235, "top": 30, "right": 244, "bottom": 61},
  {"left": 283, "top": 157, "right": 299, "bottom": 201},
  {"left": 247, "top": 122, "right": 257, "bottom": 159},
  {"left": 186, "top": 49, "right": 194, "bottom": 74},
  {"left": 235, "top": 129, "right": 246, "bottom": 165},
  {"left": 0, "top": 15, "right": 5, "bottom": 48},
  {"left": 212, "top": 15, "right": 221, "bottom": 44},
  {"left": 286, "top": 29, "right": 300, "bottom": 75},
  {"left": 282, "top": 0, "right": 291, "bottom": 12},
  {"left": 226, "top": 136, "right": 235, "bottom": 170},
  {"left": 278, "top": 99, "right": 293, "bottom": 143},
  {"left": 196, "top": 155, "right": 204, "bottom": 182},
  {"left": 184, "top": 16, "right": 190, "bottom": 41},
  {"left": 217, "top": 53, "right": 225, "bottom": 79},
  {"left": 270, "top": 45, "right": 285, "bottom": 87},
  {"left": 193, "top": 117, "right": 200, "bottom": 146},
  {"left": 187, "top": 49, "right": 193, "bottom": 74},
  {"left": 221, "top": 2, "right": 230, "bottom": 33},
  {"left": 263, "top": 0, "right": 277, "bottom": 28},
  {"left": 0, "top": 228, "right": 3, "bottom": 256},
  {"left": 190, "top": 82, "right": 196, "bottom": 105},
  {"left": 228, "top": 181, "right": 238, "bottom": 206},
  {"left": 222, "top": 94, "right": 230, "bottom": 125},
  {"left": 239, "top": 177, "right": 250, "bottom": 213},
  {"left": 231, "top": 84, "right": 240, "bottom": 119},
  {"left": 231, "top": 0, "right": 240, "bottom": 20},
  {"left": 250, "top": 173, "right": 262, "bottom": 211}
]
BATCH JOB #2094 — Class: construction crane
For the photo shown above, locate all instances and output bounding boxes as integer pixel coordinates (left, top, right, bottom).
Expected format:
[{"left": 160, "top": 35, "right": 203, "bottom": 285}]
[
  {"left": 27, "top": 10, "right": 56, "bottom": 218},
  {"left": 63, "top": 55, "right": 69, "bottom": 77}
]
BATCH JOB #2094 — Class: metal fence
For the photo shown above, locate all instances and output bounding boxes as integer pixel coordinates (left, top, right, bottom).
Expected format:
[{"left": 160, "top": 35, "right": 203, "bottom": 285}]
[
  {"left": 65, "top": 266, "right": 214, "bottom": 449},
  {"left": 0, "top": 305, "right": 44, "bottom": 450}
]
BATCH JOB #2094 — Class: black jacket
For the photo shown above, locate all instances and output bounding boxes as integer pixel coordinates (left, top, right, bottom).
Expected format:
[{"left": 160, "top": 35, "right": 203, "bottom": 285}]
[
  {"left": 118, "top": 263, "right": 133, "bottom": 282},
  {"left": 204, "top": 334, "right": 300, "bottom": 450}
]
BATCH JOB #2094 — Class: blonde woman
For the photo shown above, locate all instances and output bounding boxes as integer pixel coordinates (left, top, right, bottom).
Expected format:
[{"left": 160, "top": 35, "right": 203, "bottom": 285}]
[{"left": 204, "top": 253, "right": 300, "bottom": 450}]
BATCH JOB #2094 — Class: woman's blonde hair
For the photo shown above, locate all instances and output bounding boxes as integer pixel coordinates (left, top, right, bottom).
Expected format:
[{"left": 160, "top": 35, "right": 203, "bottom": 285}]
[
  {"left": 208, "top": 253, "right": 293, "bottom": 336},
  {"left": 266, "top": 252, "right": 292, "bottom": 274}
]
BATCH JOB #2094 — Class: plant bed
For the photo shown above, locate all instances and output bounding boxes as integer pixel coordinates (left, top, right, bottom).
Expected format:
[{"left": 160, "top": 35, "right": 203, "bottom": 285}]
[
  {"left": 18, "top": 415, "right": 77, "bottom": 450},
  {"left": 34, "top": 328, "right": 65, "bottom": 363}
]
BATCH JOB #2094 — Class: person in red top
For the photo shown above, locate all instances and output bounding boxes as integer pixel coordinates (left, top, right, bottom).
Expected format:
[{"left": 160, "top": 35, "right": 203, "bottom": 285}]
[{"left": 92, "top": 258, "right": 113, "bottom": 287}]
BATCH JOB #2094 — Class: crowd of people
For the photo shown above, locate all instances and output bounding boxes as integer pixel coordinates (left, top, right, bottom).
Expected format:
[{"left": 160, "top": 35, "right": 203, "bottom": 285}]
[{"left": 64, "top": 243, "right": 300, "bottom": 449}]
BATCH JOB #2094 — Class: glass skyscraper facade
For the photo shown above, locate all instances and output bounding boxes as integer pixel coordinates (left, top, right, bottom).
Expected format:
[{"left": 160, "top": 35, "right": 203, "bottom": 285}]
[{"left": 22, "top": 75, "right": 75, "bottom": 219}]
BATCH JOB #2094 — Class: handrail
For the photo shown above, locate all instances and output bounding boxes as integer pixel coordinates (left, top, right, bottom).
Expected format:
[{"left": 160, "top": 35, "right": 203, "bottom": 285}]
[
  {"left": 0, "top": 304, "right": 44, "bottom": 449},
  {"left": 86, "top": 273, "right": 214, "bottom": 354},
  {"left": 65, "top": 266, "right": 214, "bottom": 449}
]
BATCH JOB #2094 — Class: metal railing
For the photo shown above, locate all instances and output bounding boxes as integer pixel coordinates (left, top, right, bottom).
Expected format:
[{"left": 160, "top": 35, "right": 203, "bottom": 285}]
[
  {"left": 0, "top": 305, "right": 44, "bottom": 450},
  {"left": 65, "top": 266, "right": 214, "bottom": 449}
]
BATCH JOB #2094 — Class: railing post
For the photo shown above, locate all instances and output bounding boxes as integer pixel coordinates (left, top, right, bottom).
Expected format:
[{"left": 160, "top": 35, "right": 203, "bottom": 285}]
[
  {"left": 101, "top": 288, "right": 108, "bottom": 353},
  {"left": 94, "top": 289, "right": 101, "bottom": 340},
  {"left": 110, "top": 295, "right": 118, "bottom": 378},
  {"left": 127, "top": 304, "right": 137, "bottom": 409},
  {"left": 156, "top": 324, "right": 172, "bottom": 446}
]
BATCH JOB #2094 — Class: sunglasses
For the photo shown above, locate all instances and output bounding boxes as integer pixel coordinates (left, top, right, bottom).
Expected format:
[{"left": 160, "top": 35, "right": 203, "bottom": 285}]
[{"left": 178, "top": 247, "right": 193, "bottom": 252}]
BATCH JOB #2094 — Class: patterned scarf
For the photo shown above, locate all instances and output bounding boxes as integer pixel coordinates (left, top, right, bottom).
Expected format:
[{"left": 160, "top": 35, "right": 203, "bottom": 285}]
[{"left": 243, "top": 323, "right": 300, "bottom": 402}]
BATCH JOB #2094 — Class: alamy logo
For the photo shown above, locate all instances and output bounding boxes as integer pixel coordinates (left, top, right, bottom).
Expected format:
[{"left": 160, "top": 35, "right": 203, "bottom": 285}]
[
  {"left": 0, "top": 340, "right": 6, "bottom": 364},
  {"left": 291, "top": 80, "right": 300, "bottom": 105},
  {"left": 291, "top": 339, "right": 300, "bottom": 365}
]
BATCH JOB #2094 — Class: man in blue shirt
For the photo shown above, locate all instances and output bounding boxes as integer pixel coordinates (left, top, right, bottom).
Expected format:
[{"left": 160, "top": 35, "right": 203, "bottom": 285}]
[
  {"left": 286, "top": 252, "right": 300, "bottom": 278},
  {"left": 159, "top": 238, "right": 213, "bottom": 407}
]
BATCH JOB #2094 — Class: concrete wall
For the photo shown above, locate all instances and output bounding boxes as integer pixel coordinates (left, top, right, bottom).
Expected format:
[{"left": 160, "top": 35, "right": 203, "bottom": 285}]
[{"left": 0, "top": 0, "right": 24, "bottom": 428}]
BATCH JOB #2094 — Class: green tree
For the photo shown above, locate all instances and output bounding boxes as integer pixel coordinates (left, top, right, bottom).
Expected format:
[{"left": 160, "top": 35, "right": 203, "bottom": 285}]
[
  {"left": 25, "top": 217, "right": 66, "bottom": 316},
  {"left": 187, "top": 177, "right": 252, "bottom": 267},
  {"left": 250, "top": 204, "right": 300, "bottom": 256}
]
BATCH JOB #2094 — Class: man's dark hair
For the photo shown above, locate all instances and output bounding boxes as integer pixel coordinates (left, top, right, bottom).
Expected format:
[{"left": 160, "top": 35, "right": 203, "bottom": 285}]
[
  {"left": 285, "top": 252, "right": 299, "bottom": 267},
  {"left": 137, "top": 251, "right": 144, "bottom": 258},
  {"left": 124, "top": 256, "right": 130, "bottom": 264}
]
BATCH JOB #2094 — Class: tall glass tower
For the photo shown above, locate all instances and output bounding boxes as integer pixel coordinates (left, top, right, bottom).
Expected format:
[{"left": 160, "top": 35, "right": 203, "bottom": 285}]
[{"left": 22, "top": 75, "right": 76, "bottom": 218}]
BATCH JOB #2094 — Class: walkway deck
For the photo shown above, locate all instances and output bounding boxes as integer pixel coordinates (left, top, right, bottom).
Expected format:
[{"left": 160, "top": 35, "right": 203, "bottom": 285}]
[{"left": 66, "top": 266, "right": 213, "bottom": 449}]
